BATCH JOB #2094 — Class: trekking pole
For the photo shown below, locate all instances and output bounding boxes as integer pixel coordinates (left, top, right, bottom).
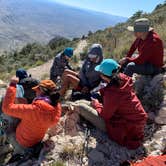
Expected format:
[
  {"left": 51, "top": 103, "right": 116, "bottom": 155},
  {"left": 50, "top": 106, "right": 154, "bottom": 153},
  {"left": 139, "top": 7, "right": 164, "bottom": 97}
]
[{"left": 80, "top": 123, "right": 90, "bottom": 166}]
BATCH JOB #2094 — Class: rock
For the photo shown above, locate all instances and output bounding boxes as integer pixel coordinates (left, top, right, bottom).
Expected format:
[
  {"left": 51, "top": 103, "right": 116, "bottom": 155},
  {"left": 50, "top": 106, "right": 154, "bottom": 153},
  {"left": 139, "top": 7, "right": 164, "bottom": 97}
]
[
  {"left": 150, "top": 74, "right": 163, "bottom": 87},
  {"left": 0, "top": 80, "right": 7, "bottom": 88},
  {"left": 147, "top": 112, "right": 155, "bottom": 122},
  {"left": 0, "top": 88, "right": 6, "bottom": 99},
  {"left": 88, "top": 149, "right": 105, "bottom": 163},
  {"left": 155, "top": 106, "right": 166, "bottom": 124},
  {"left": 158, "top": 107, "right": 166, "bottom": 117},
  {"left": 96, "top": 143, "right": 109, "bottom": 156},
  {"left": 82, "top": 157, "right": 88, "bottom": 164},
  {"left": 88, "top": 137, "right": 97, "bottom": 149},
  {"left": 5, "top": 74, "right": 166, "bottom": 166},
  {"left": 163, "top": 74, "right": 166, "bottom": 88},
  {"left": 134, "top": 74, "right": 164, "bottom": 112},
  {"left": 155, "top": 117, "right": 166, "bottom": 124}
]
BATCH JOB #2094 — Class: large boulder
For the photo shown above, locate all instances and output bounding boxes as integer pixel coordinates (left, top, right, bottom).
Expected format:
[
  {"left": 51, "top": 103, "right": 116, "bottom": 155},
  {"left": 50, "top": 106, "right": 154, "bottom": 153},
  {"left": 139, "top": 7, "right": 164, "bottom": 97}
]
[{"left": 0, "top": 80, "right": 7, "bottom": 88}]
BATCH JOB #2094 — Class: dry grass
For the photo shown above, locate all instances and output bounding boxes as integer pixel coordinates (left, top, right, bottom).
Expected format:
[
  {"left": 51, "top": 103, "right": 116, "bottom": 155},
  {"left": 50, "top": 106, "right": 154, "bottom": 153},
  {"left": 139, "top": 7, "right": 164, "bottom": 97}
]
[{"left": 59, "top": 143, "right": 83, "bottom": 161}]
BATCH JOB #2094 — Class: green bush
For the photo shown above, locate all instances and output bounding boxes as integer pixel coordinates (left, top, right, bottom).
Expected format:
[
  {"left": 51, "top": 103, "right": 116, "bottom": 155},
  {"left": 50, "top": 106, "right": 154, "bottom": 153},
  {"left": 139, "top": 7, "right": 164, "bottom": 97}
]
[
  {"left": 0, "top": 38, "right": 76, "bottom": 81},
  {"left": 87, "top": 3, "right": 166, "bottom": 61}
]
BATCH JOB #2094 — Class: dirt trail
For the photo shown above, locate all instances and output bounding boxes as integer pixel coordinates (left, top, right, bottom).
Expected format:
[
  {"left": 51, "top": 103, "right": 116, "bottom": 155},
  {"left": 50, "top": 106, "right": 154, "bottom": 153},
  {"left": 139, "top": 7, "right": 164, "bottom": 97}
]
[{"left": 27, "top": 39, "right": 88, "bottom": 80}]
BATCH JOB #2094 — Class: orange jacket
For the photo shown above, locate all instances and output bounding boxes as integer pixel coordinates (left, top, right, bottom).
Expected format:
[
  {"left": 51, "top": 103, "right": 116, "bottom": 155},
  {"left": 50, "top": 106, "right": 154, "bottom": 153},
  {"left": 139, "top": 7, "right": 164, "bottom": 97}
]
[{"left": 2, "top": 85, "right": 61, "bottom": 147}]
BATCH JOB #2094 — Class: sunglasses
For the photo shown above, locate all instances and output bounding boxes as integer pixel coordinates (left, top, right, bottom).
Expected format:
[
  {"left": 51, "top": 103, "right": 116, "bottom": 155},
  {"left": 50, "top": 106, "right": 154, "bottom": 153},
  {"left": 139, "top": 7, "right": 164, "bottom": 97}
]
[{"left": 88, "top": 54, "right": 98, "bottom": 58}]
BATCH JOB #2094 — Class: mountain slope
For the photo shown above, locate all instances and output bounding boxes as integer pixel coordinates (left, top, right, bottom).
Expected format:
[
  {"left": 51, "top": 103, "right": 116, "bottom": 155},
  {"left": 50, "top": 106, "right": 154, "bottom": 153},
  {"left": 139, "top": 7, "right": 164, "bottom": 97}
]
[
  {"left": 0, "top": 0, "right": 126, "bottom": 51},
  {"left": 86, "top": 2, "right": 166, "bottom": 60}
]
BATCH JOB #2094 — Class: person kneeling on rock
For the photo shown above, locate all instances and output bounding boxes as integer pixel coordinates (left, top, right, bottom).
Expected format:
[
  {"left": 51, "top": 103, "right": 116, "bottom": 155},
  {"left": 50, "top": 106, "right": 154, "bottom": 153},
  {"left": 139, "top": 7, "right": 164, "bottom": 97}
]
[
  {"left": 2, "top": 77, "right": 62, "bottom": 161},
  {"left": 91, "top": 59, "right": 148, "bottom": 149}
]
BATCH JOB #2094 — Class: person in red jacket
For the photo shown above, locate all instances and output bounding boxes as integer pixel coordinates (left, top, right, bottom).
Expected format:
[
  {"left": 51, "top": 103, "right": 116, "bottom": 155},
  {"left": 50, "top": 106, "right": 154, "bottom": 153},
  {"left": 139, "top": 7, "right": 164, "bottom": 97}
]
[
  {"left": 2, "top": 77, "right": 61, "bottom": 151},
  {"left": 92, "top": 59, "right": 147, "bottom": 149},
  {"left": 119, "top": 18, "right": 164, "bottom": 77}
]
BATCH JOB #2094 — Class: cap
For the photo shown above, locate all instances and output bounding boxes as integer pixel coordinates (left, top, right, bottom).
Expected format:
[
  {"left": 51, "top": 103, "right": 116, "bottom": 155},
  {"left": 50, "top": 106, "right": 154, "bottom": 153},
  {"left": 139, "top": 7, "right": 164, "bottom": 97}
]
[
  {"left": 63, "top": 47, "right": 74, "bottom": 58},
  {"left": 32, "top": 80, "right": 56, "bottom": 92},
  {"left": 95, "top": 59, "right": 119, "bottom": 76}
]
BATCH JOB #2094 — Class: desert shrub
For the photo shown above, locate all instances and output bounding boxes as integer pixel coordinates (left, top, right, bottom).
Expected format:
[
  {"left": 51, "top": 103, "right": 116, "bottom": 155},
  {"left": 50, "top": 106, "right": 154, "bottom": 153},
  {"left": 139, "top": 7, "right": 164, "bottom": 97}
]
[
  {"left": 48, "top": 36, "right": 71, "bottom": 50},
  {"left": 0, "top": 38, "right": 76, "bottom": 80},
  {"left": 59, "top": 144, "right": 83, "bottom": 161}
]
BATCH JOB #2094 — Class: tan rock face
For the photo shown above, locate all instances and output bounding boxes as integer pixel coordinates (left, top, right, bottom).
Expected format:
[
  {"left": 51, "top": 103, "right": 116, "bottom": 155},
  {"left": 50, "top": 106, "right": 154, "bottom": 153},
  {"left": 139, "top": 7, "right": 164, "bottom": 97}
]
[{"left": 0, "top": 80, "right": 7, "bottom": 88}]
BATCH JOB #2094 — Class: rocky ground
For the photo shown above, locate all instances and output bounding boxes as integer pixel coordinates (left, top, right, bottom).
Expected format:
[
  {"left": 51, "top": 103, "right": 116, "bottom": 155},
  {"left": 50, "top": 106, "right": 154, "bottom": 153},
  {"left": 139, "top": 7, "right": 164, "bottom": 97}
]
[
  {"left": 0, "top": 73, "right": 165, "bottom": 166},
  {"left": 0, "top": 41, "right": 165, "bottom": 165}
]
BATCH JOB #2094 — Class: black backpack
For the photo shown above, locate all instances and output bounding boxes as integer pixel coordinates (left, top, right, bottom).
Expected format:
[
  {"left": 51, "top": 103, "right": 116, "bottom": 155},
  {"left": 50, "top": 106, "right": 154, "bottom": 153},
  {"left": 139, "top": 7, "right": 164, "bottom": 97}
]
[{"left": 19, "top": 77, "right": 39, "bottom": 104}]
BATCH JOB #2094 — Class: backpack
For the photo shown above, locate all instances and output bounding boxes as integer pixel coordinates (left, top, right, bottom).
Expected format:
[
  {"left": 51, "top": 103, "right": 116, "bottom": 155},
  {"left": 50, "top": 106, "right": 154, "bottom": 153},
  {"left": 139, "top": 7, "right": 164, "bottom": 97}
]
[{"left": 19, "top": 77, "right": 39, "bottom": 104}]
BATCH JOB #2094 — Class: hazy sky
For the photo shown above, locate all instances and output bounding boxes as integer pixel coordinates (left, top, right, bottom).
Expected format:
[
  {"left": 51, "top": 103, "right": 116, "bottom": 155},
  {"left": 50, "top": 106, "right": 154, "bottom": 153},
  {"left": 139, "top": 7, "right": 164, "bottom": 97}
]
[{"left": 49, "top": 0, "right": 165, "bottom": 17}]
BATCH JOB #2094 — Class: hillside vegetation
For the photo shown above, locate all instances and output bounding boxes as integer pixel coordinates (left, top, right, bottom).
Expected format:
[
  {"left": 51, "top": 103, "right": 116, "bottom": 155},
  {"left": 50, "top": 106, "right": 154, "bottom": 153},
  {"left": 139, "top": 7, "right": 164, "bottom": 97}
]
[
  {"left": 0, "top": 36, "right": 77, "bottom": 80},
  {"left": 0, "top": 1, "right": 165, "bottom": 80},
  {"left": 87, "top": 1, "right": 166, "bottom": 60}
]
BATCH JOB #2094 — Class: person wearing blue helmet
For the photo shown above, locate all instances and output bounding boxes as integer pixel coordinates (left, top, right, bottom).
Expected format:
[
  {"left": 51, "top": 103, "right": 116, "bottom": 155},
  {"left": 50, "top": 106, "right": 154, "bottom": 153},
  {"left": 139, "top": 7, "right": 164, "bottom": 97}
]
[
  {"left": 91, "top": 59, "right": 147, "bottom": 149},
  {"left": 59, "top": 44, "right": 103, "bottom": 99},
  {"left": 50, "top": 47, "right": 74, "bottom": 83}
]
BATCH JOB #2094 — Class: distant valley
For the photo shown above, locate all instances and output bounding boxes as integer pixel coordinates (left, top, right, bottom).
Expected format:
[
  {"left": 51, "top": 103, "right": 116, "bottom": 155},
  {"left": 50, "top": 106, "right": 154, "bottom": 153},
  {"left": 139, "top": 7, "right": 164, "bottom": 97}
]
[{"left": 0, "top": 0, "right": 127, "bottom": 52}]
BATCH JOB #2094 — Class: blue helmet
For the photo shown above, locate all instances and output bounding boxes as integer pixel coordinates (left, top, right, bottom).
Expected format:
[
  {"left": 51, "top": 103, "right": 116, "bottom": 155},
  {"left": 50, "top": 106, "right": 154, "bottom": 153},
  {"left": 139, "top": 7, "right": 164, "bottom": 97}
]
[
  {"left": 63, "top": 47, "right": 74, "bottom": 58},
  {"left": 95, "top": 59, "right": 119, "bottom": 76}
]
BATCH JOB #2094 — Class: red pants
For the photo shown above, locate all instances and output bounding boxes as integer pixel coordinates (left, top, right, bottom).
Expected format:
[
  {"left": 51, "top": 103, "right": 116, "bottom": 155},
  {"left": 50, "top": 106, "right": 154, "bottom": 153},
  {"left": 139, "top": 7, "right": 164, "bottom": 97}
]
[{"left": 107, "top": 121, "right": 146, "bottom": 149}]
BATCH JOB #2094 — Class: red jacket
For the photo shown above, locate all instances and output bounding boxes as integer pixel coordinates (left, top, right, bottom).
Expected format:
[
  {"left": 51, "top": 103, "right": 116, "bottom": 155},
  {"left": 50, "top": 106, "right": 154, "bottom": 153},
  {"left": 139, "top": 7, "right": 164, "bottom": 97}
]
[
  {"left": 132, "top": 155, "right": 166, "bottom": 166},
  {"left": 94, "top": 73, "right": 147, "bottom": 149},
  {"left": 2, "top": 85, "right": 62, "bottom": 147},
  {"left": 126, "top": 31, "right": 164, "bottom": 67}
]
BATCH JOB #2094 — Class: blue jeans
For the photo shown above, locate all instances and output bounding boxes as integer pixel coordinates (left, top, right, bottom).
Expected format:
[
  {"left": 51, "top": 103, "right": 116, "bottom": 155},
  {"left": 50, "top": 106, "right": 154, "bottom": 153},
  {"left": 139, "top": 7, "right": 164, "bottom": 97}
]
[{"left": 124, "top": 62, "right": 162, "bottom": 77}]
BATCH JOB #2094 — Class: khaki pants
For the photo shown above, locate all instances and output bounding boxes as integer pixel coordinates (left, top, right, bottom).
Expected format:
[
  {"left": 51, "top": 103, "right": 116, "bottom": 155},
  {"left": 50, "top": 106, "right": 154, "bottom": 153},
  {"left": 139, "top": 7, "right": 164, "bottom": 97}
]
[
  {"left": 74, "top": 100, "right": 106, "bottom": 132},
  {"left": 59, "top": 69, "right": 80, "bottom": 96}
]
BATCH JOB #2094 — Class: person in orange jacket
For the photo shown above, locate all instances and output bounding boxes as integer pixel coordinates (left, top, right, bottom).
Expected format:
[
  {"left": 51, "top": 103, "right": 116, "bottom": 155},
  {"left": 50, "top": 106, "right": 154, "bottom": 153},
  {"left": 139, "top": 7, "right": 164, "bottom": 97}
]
[
  {"left": 92, "top": 59, "right": 147, "bottom": 149},
  {"left": 2, "top": 77, "right": 62, "bottom": 149}
]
